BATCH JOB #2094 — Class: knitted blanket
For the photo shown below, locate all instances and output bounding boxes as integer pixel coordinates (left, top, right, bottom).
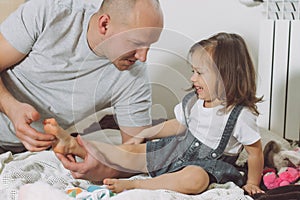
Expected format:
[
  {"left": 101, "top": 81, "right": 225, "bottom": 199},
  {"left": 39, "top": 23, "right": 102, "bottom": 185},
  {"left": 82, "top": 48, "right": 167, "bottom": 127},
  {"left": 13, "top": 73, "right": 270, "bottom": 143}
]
[
  {"left": 1, "top": 107, "right": 296, "bottom": 200},
  {"left": 0, "top": 149, "right": 253, "bottom": 200},
  {"left": 0, "top": 108, "right": 254, "bottom": 200}
]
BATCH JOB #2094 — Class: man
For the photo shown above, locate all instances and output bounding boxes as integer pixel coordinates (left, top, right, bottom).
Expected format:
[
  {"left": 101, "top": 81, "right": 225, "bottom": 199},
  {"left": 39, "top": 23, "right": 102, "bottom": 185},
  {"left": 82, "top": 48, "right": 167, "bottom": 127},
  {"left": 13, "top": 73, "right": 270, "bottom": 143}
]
[{"left": 0, "top": 0, "right": 164, "bottom": 158}]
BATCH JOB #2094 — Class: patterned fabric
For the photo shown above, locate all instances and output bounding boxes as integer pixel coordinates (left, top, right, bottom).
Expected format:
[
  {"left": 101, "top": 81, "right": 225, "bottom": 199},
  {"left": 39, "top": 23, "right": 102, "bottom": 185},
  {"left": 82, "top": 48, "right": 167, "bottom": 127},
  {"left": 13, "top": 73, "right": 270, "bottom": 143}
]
[{"left": 0, "top": 151, "right": 89, "bottom": 200}]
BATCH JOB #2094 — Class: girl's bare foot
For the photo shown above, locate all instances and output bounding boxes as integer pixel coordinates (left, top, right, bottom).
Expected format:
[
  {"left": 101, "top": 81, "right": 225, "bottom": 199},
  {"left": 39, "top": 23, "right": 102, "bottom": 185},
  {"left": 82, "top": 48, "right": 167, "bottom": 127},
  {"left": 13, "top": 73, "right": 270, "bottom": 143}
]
[
  {"left": 43, "top": 118, "right": 86, "bottom": 158},
  {"left": 103, "top": 178, "right": 137, "bottom": 193}
]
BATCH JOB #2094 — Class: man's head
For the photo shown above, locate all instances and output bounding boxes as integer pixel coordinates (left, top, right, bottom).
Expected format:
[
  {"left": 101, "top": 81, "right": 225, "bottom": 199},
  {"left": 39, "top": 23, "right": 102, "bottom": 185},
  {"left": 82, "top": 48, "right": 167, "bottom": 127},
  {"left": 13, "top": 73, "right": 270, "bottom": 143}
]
[{"left": 89, "top": 0, "right": 164, "bottom": 70}]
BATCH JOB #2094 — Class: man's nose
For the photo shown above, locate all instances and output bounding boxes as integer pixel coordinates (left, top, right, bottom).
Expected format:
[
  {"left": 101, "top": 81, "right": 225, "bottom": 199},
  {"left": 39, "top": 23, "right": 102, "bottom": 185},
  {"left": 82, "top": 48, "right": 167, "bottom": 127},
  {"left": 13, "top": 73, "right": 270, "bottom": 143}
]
[{"left": 135, "top": 48, "right": 149, "bottom": 62}]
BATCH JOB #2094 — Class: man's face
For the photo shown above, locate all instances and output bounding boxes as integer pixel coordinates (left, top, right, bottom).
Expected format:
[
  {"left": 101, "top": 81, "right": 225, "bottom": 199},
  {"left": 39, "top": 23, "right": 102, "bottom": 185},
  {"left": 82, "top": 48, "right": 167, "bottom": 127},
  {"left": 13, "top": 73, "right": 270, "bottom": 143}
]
[
  {"left": 98, "top": 0, "right": 164, "bottom": 70},
  {"left": 103, "top": 27, "right": 162, "bottom": 71}
]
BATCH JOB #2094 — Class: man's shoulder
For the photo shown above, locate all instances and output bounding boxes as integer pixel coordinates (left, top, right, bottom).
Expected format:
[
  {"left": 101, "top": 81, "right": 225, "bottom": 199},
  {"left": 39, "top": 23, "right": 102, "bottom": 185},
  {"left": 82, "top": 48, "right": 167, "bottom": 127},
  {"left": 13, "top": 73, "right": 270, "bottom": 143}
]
[
  {"left": 56, "top": 0, "right": 96, "bottom": 12},
  {"left": 27, "top": 0, "right": 95, "bottom": 14},
  {"left": 129, "top": 61, "right": 148, "bottom": 76}
]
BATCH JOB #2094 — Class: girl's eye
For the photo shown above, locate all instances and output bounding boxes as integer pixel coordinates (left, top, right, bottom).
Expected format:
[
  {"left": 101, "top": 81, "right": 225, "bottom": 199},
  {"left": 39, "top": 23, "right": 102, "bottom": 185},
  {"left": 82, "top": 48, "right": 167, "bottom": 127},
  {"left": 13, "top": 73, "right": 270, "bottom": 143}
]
[{"left": 192, "top": 70, "right": 202, "bottom": 75}]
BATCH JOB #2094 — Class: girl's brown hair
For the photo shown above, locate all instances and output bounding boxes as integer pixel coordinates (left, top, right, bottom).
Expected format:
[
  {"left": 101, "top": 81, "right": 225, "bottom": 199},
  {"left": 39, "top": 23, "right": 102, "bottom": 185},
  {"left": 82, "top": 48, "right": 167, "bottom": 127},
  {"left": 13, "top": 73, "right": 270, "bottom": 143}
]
[{"left": 189, "top": 32, "right": 263, "bottom": 115}]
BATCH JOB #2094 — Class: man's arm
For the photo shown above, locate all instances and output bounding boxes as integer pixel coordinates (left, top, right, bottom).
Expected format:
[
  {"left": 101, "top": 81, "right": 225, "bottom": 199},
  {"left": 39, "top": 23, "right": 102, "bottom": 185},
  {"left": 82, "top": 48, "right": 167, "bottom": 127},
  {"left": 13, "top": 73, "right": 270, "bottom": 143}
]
[
  {"left": 0, "top": 33, "right": 25, "bottom": 70},
  {"left": 0, "top": 32, "right": 27, "bottom": 116},
  {"left": 0, "top": 33, "right": 55, "bottom": 151}
]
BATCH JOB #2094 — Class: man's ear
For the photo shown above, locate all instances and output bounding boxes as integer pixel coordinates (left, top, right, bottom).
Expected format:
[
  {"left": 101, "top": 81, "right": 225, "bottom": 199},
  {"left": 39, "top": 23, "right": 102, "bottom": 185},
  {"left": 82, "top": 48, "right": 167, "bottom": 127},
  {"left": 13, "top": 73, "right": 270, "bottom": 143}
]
[{"left": 98, "top": 14, "right": 110, "bottom": 34}]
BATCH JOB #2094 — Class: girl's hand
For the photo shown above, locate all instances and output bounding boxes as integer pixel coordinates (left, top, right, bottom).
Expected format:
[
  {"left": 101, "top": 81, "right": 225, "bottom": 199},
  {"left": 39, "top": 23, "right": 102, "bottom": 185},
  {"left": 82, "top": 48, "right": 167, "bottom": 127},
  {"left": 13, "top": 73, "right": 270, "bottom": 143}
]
[{"left": 242, "top": 183, "right": 265, "bottom": 195}]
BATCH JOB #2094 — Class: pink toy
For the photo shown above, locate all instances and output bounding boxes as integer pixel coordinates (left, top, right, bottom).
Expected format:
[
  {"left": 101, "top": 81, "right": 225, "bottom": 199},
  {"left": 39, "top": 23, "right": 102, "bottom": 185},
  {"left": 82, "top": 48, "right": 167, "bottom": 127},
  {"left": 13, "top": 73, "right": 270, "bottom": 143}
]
[{"left": 263, "top": 167, "right": 300, "bottom": 189}]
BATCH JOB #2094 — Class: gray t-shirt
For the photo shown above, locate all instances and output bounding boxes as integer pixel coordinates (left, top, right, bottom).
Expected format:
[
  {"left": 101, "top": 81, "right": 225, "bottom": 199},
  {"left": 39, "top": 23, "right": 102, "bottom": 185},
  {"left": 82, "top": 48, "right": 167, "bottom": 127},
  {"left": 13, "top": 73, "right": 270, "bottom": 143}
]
[{"left": 0, "top": 0, "right": 151, "bottom": 146}]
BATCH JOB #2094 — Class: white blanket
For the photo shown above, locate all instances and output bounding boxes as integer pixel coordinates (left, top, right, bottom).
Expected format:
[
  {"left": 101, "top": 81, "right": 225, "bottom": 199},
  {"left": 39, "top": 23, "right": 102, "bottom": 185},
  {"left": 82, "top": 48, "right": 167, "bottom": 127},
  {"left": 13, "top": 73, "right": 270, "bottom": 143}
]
[
  {"left": 0, "top": 108, "right": 254, "bottom": 200},
  {"left": 0, "top": 143, "right": 253, "bottom": 200}
]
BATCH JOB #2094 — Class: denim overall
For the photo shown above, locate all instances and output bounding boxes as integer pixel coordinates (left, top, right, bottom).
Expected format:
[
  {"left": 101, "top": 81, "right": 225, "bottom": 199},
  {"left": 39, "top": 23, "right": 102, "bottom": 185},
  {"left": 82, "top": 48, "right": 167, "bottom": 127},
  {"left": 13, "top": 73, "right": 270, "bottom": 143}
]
[{"left": 146, "top": 92, "right": 245, "bottom": 187}]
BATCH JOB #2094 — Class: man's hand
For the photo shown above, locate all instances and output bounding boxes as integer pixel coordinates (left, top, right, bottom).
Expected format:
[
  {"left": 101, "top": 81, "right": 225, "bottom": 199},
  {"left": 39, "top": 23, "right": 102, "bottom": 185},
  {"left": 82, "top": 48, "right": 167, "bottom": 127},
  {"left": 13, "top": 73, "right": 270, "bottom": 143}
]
[
  {"left": 55, "top": 136, "right": 120, "bottom": 181},
  {"left": 9, "top": 102, "right": 55, "bottom": 151},
  {"left": 56, "top": 152, "right": 111, "bottom": 181}
]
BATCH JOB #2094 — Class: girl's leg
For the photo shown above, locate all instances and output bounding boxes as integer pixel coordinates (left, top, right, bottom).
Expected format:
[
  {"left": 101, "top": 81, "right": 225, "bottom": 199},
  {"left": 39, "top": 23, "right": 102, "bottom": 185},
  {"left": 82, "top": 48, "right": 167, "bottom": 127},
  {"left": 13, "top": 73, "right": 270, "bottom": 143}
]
[
  {"left": 44, "top": 118, "right": 148, "bottom": 173},
  {"left": 104, "top": 165, "right": 210, "bottom": 194},
  {"left": 88, "top": 139, "right": 148, "bottom": 173}
]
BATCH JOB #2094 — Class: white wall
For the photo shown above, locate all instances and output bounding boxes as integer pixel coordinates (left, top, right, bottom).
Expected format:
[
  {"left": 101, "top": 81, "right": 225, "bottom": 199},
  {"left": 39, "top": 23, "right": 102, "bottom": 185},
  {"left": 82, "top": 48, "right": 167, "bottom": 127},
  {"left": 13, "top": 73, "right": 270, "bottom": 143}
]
[
  {"left": 2, "top": 0, "right": 298, "bottom": 139},
  {"left": 0, "top": 0, "right": 267, "bottom": 120},
  {"left": 149, "top": 0, "right": 266, "bottom": 119},
  {"left": 0, "top": 0, "right": 25, "bottom": 22}
]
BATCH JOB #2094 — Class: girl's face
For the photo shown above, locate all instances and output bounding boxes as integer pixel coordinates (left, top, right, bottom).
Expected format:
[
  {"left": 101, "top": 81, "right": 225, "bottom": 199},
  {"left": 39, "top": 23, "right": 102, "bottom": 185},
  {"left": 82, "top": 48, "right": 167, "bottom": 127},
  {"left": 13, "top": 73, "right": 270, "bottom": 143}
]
[{"left": 190, "top": 50, "right": 220, "bottom": 107}]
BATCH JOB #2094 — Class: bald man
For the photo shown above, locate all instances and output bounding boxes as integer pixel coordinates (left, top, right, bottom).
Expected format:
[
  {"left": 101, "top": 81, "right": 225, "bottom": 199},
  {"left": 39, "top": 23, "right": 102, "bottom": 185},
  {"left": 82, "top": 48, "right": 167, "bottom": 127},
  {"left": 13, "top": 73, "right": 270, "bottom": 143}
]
[{"left": 0, "top": 0, "right": 164, "bottom": 155}]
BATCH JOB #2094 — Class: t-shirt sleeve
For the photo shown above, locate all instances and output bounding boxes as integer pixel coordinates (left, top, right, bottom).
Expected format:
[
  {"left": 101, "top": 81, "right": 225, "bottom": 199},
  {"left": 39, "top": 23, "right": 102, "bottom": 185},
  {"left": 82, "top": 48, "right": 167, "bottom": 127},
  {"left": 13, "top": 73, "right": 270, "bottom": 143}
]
[
  {"left": 0, "top": 0, "right": 47, "bottom": 54},
  {"left": 174, "top": 102, "right": 186, "bottom": 126},
  {"left": 233, "top": 108, "right": 261, "bottom": 146}
]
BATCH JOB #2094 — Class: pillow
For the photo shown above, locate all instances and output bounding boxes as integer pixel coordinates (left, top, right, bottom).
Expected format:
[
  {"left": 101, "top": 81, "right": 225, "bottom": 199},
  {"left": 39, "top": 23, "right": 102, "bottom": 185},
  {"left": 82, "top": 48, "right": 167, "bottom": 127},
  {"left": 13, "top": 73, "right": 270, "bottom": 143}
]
[{"left": 236, "top": 127, "right": 293, "bottom": 166}]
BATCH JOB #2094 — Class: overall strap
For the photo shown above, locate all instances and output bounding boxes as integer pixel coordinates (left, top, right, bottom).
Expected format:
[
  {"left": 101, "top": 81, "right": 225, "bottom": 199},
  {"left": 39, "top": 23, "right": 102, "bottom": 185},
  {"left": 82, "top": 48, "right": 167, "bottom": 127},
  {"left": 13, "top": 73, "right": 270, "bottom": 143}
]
[
  {"left": 181, "top": 91, "right": 198, "bottom": 126},
  {"left": 208, "top": 105, "right": 244, "bottom": 159}
]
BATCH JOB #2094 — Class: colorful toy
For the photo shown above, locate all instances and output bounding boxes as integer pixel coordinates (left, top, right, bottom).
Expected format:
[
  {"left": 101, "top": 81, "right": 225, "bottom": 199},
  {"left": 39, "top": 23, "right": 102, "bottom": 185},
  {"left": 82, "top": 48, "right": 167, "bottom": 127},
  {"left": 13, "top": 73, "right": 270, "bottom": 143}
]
[
  {"left": 66, "top": 187, "right": 83, "bottom": 198},
  {"left": 263, "top": 167, "right": 300, "bottom": 189},
  {"left": 65, "top": 184, "right": 116, "bottom": 199}
]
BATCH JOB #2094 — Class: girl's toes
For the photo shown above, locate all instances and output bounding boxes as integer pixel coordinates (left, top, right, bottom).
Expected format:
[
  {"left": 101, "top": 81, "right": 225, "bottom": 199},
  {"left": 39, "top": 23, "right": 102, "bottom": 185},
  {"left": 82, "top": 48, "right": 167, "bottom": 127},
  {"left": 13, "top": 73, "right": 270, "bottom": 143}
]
[{"left": 43, "top": 118, "right": 57, "bottom": 125}]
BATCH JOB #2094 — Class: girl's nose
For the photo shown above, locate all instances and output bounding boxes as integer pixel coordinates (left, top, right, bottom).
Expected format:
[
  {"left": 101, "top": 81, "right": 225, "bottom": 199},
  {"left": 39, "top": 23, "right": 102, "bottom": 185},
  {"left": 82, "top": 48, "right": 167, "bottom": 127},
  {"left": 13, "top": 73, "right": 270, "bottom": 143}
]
[{"left": 190, "top": 73, "right": 197, "bottom": 82}]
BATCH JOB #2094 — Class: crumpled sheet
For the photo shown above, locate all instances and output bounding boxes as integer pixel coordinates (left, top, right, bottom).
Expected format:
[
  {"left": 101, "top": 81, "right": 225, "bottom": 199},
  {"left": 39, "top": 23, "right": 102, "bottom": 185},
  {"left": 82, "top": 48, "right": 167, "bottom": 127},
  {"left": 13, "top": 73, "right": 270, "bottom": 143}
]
[
  {"left": 0, "top": 150, "right": 253, "bottom": 200},
  {"left": 110, "top": 181, "right": 254, "bottom": 200},
  {"left": 0, "top": 150, "right": 89, "bottom": 200}
]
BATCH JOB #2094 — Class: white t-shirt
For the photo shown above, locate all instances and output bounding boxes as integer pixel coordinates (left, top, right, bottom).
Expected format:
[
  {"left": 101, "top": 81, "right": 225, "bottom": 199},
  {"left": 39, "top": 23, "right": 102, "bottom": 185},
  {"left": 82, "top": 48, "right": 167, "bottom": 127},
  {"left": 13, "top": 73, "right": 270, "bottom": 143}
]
[
  {"left": 0, "top": 0, "right": 151, "bottom": 146},
  {"left": 174, "top": 99, "right": 261, "bottom": 154}
]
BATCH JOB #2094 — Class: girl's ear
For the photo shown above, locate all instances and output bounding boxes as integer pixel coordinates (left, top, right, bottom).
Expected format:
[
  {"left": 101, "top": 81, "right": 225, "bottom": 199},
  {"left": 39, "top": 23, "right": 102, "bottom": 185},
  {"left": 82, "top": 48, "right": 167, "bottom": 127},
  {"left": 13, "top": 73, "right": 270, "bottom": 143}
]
[{"left": 98, "top": 14, "right": 110, "bottom": 35}]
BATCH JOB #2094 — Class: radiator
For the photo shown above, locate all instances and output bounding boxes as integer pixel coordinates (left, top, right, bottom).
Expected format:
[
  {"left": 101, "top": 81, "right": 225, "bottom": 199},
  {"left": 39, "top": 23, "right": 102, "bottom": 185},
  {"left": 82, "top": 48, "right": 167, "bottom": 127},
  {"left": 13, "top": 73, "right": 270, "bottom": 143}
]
[{"left": 257, "top": 3, "right": 300, "bottom": 141}]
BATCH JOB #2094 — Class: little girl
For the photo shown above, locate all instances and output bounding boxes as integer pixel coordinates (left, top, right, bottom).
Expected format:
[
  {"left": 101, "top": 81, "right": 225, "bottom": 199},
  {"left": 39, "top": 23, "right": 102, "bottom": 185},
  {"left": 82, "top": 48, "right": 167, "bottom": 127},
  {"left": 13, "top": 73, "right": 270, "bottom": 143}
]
[{"left": 44, "top": 32, "right": 264, "bottom": 195}]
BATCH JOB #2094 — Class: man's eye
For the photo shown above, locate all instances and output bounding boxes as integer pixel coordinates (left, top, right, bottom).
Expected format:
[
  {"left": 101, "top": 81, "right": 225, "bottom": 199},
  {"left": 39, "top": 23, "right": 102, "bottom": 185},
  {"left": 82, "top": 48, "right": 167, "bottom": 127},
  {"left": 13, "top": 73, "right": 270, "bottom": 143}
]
[{"left": 132, "top": 41, "right": 145, "bottom": 47}]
